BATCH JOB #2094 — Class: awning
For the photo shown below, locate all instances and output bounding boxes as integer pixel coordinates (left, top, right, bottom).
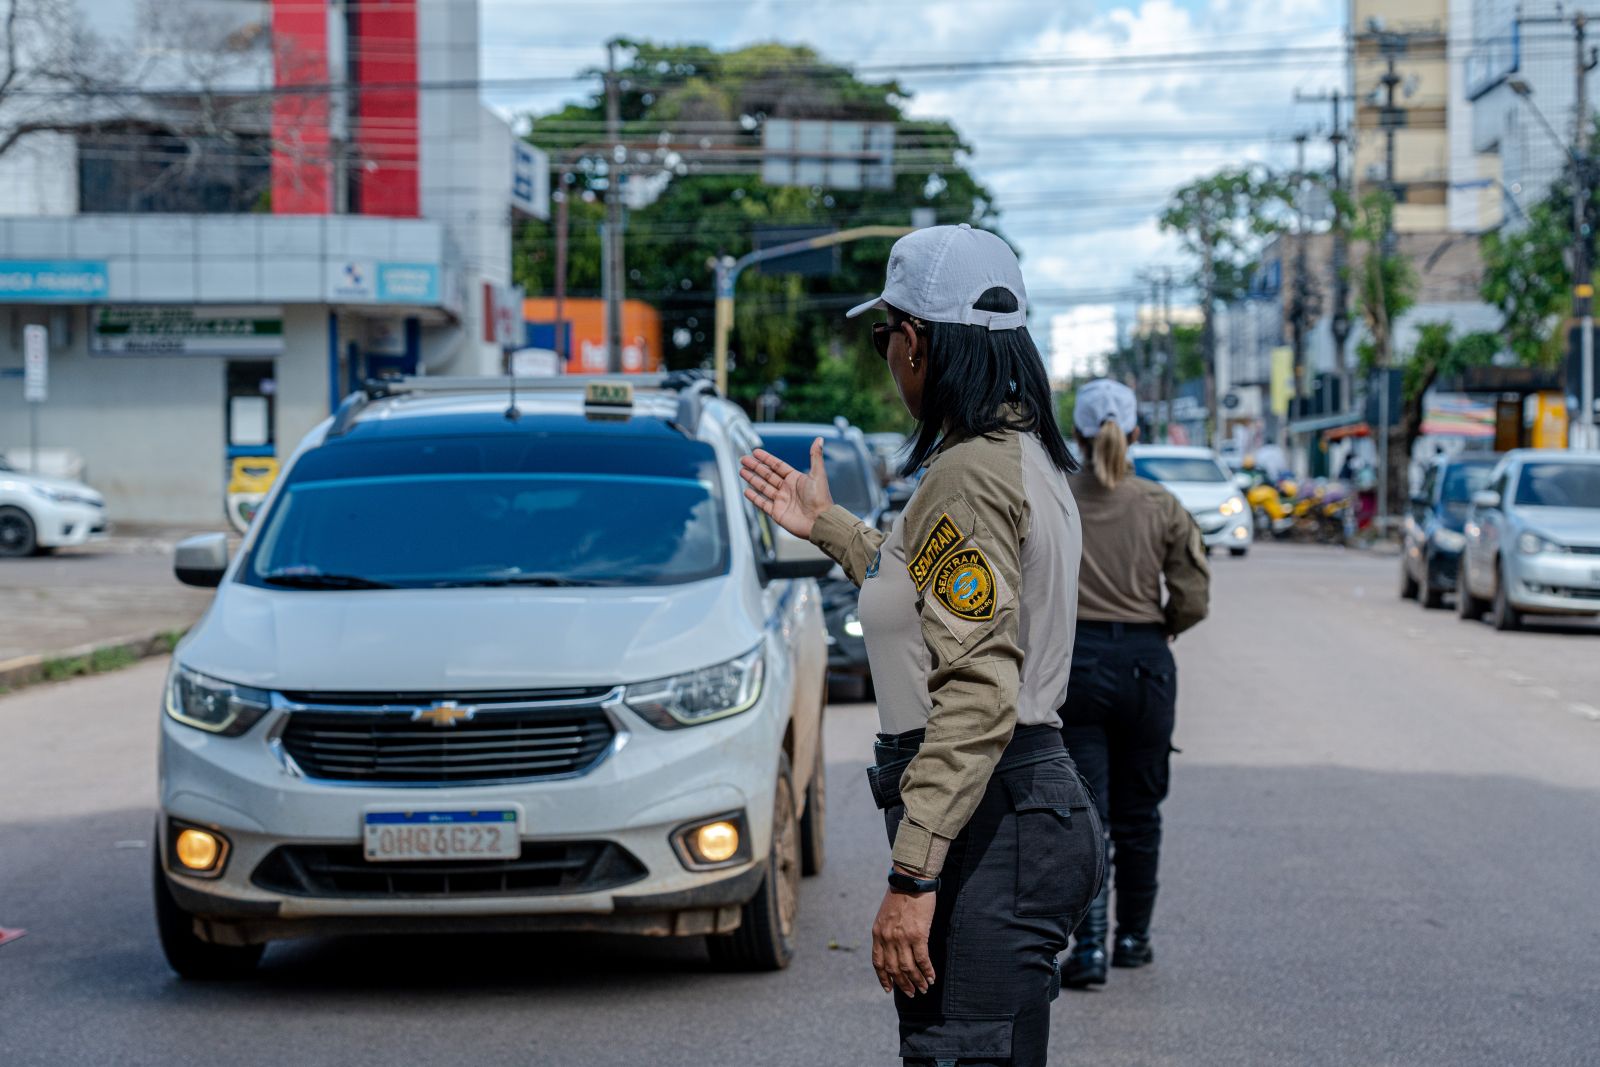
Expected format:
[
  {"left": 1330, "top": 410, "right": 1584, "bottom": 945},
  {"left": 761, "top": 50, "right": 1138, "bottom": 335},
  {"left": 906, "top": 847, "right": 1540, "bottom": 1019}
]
[
  {"left": 1287, "top": 410, "right": 1364, "bottom": 436},
  {"left": 1324, "top": 422, "right": 1371, "bottom": 441}
]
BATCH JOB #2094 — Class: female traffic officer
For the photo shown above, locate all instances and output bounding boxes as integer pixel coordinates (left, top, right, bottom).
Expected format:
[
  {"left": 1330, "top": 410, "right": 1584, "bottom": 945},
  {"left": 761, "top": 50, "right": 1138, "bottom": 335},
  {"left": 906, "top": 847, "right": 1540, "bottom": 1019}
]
[
  {"left": 1058, "top": 379, "right": 1209, "bottom": 990},
  {"left": 740, "top": 224, "right": 1104, "bottom": 1067}
]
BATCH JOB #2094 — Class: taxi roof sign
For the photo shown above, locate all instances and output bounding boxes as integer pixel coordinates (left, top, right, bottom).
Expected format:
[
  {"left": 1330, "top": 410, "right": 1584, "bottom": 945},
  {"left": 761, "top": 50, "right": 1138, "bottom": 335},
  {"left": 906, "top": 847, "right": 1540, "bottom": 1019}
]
[{"left": 585, "top": 380, "right": 634, "bottom": 408}]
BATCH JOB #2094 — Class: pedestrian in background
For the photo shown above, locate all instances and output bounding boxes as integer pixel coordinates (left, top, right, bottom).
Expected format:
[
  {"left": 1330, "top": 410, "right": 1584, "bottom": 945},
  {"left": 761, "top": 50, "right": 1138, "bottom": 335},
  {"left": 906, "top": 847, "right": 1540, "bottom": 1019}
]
[
  {"left": 1059, "top": 379, "right": 1210, "bottom": 989},
  {"left": 740, "top": 224, "right": 1104, "bottom": 1066}
]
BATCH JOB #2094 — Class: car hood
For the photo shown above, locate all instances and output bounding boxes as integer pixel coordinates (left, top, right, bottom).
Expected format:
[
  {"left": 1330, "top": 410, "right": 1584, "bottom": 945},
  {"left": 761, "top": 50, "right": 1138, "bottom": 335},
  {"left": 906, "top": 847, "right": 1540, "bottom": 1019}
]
[
  {"left": 178, "top": 577, "right": 760, "bottom": 692},
  {"left": 1517, "top": 507, "right": 1600, "bottom": 547},
  {"left": 1159, "top": 481, "right": 1240, "bottom": 512},
  {"left": 1, "top": 471, "right": 100, "bottom": 498}
]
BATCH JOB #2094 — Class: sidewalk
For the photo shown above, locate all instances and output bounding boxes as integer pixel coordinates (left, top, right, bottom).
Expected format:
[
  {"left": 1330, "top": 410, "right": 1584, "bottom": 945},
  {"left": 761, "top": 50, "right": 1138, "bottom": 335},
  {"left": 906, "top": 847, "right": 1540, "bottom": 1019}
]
[{"left": 0, "top": 529, "right": 220, "bottom": 678}]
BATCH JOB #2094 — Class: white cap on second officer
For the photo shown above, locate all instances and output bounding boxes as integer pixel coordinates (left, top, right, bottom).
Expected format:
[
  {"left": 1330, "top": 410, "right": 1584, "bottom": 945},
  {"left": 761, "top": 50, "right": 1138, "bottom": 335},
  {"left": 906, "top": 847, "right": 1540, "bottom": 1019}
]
[{"left": 1073, "top": 378, "right": 1138, "bottom": 438}]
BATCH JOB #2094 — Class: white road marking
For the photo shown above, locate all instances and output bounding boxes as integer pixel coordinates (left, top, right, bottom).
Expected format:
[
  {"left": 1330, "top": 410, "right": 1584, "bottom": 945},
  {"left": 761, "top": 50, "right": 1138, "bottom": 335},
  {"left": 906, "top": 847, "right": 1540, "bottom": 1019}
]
[
  {"left": 1531, "top": 686, "right": 1561, "bottom": 700},
  {"left": 1569, "top": 703, "right": 1600, "bottom": 721}
]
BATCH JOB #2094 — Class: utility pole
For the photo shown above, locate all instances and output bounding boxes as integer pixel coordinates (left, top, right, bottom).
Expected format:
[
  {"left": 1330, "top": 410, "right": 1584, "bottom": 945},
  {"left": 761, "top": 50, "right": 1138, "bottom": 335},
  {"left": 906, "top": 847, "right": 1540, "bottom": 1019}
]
[
  {"left": 1380, "top": 51, "right": 1401, "bottom": 261},
  {"left": 1573, "top": 14, "right": 1597, "bottom": 450},
  {"left": 1159, "top": 268, "right": 1174, "bottom": 442},
  {"left": 1297, "top": 89, "right": 1354, "bottom": 410},
  {"left": 1290, "top": 133, "right": 1311, "bottom": 413},
  {"left": 553, "top": 173, "right": 569, "bottom": 366},
  {"left": 603, "top": 41, "right": 625, "bottom": 374}
]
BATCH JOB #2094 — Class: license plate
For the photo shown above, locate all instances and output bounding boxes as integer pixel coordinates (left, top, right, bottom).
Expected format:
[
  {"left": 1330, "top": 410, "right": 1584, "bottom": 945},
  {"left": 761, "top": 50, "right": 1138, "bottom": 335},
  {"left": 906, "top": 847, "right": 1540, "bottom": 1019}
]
[{"left": 363, "top": 809, "right": 520, "bottom": 863}]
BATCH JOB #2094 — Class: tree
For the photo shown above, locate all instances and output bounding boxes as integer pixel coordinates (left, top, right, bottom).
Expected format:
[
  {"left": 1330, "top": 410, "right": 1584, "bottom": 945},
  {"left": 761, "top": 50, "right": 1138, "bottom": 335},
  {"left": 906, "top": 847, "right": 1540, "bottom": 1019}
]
[
  {"left": 1479, "top": 168, "right": 1598, "bottom": 367},
  {"left": 515, "top": 41, "right": 1003, "bottom": 430},
  {"left": 1158, "top": 165, "right": 1294, "bottom": 442},
  {"left": 1342, "top": 189, "right": 1417, "bottom": 373}
]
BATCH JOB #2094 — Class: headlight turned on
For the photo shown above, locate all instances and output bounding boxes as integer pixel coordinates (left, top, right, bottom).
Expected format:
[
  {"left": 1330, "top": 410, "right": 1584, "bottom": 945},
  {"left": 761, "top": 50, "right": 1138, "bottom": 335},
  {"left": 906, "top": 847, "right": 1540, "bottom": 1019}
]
[
  {"left": 165, "top": 665, "right": 271, "bottom": 736},
  {"left": 625, "top": 646, "right": 765, "bottom": 729},
  {"left": 1219, "top": 496, "right": 1246, "bottom": 517},
  {"left": 1517, "top": 531, "right": 1567, "bottom": 556}
]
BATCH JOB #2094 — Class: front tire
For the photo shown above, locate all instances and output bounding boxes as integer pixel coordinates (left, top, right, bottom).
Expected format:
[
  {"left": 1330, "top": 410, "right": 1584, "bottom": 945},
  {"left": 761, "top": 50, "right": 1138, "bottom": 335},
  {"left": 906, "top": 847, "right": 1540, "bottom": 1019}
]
[
  {"left": 0, "top": 506, "right": 38, "bottom": 558},
  {"left": 153, "top": 850, "right": 263, "bottom": 980},
  {"left": 799, "top": 713, "right": 826, "bottom": 877},
  {"left": 1491, "top": 561, "right": 1523, "bottom": 632},
  {"left": 1456, "top": 558, "right": 1488, "bottom": 622},
  {"left": 1400, "top": 561, "right": 1420, "bottom": 600},
  {"left": 1421, "top": 561, "right": 1447, "bottom": 610},
  {"left": 707, "top": 754, "right": 800, "bottom": 972}
]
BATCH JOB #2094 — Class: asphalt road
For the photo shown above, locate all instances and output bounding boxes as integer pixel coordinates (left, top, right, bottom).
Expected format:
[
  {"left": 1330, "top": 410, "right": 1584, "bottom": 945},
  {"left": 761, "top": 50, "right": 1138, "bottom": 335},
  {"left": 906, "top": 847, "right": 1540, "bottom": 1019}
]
[{"left": 1, "top": 544, "right": 1596, "bottom": 1066}]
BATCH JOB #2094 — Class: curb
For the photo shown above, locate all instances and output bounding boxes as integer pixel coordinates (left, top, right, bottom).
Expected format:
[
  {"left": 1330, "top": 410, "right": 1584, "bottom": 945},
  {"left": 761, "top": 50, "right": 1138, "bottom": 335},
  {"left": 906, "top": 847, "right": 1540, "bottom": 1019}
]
[{"left": 0, "top": 629, "right": 182, "bottom": 693}]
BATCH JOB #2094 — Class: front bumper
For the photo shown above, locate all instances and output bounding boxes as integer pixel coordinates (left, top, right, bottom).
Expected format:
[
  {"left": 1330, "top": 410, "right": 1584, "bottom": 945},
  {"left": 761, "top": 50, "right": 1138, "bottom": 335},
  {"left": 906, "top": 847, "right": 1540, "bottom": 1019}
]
[
  {"left": 158, "top": 685, "right": 784, "bottom": 944},
  {"left": 33, "top": 500, "right": 108, "bottom": 548},
  {"left": 1193, "top": 510, "right": 1253, "bottom": 550},
  {"left": 1507, "top": 552, "right": 1600, "bottom": 615},
  {"left": 1426, "top": 546, "right": 1461, "bottom": 590}
]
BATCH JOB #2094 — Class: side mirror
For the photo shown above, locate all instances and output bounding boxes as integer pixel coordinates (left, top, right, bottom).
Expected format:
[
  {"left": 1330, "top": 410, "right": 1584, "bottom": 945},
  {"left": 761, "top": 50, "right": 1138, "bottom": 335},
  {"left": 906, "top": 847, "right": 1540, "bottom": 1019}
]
[
  {"left": 886, "top": 485, "right": 914, "bottom": 511},
  {"left": 876, "top": 509, "right": 900, "bottom": 534},
  {"left": 1471, "top": 490, "right": 1501, "bottom": 511},
  {"left": 1410, "top": 494, "right": 1429, "bottom": 509},
  {"left": 1232, "top": 473, "right": 1252, "bottom": 491},
  {"left": 174, "top": 533, "right": 229, "bottom": 588}
]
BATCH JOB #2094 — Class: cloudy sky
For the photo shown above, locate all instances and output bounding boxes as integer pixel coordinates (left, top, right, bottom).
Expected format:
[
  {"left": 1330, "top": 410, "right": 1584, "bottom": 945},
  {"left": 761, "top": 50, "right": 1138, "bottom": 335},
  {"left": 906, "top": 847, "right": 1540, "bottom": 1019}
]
[{"left": 480, "top": 0, "right": 1345, "bottom": 359}]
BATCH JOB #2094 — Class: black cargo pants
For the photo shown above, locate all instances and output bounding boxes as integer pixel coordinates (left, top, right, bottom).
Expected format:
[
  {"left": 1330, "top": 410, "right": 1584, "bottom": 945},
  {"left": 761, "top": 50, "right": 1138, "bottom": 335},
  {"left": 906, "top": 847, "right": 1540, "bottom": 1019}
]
[
  {"left": 870, "top": 724, "right": 1105, "bottom": 1066},
  {"left": 1057, "top": 621, "right": 1177, "bottom": 938}
]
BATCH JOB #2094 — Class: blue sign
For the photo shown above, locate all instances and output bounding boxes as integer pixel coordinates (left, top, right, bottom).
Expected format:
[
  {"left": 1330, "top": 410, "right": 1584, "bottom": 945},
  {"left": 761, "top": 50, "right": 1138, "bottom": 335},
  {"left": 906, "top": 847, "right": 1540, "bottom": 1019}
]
[
  {"left": 376, "top": 263, "right": 439, "bottom": 304},
  {"left": 0, "top": 260, "right": 109, "bottom": 302}
]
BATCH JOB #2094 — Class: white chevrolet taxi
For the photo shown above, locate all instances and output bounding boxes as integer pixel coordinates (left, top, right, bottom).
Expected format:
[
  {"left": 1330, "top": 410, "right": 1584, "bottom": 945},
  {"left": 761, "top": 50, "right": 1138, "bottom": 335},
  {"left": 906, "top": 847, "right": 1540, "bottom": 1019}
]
[{"left": 156, "top": 374, "right": 830, "bottom": 977}]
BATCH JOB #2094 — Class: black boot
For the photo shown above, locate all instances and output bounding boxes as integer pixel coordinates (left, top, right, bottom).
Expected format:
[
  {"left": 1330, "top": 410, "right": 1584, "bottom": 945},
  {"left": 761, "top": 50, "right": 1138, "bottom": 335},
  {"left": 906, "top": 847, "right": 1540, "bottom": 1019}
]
[
  {"left": 1111, "top": 888, "right": 1156, "bottom": 968},
  {"left": 1062, "top": 882, "right": 1108, "bottom": 988}
]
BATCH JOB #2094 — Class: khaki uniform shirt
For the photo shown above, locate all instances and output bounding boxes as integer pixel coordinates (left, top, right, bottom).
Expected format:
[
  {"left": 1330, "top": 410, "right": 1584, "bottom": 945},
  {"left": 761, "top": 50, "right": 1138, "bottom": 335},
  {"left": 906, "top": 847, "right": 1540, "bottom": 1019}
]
[
  {"left": 810, "top": 429, "right": 1081, "bottom": 876},
  {"left": 1068, "top": 473, "right": 1210, "bottom": 636}
]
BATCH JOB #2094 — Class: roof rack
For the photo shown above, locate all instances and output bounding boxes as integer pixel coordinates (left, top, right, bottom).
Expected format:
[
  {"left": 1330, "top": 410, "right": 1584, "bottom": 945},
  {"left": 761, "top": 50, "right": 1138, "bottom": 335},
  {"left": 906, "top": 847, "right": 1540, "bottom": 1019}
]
[{"left": 326, "top": 371, "right": 721, "bottom": 438}]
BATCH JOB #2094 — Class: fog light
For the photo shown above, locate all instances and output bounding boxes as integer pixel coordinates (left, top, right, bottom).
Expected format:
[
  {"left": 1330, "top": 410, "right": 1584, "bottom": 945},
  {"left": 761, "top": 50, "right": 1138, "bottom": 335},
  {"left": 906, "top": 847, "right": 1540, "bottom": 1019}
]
[
  {"left": 175, "top": 828, "right": 221, "bottom": 871},
  {"left": 1232, "top": 526, "right": 1248, "bottom": 540},
  {"left": 693, "top": 821, "right": 740, "bottom": 864}
]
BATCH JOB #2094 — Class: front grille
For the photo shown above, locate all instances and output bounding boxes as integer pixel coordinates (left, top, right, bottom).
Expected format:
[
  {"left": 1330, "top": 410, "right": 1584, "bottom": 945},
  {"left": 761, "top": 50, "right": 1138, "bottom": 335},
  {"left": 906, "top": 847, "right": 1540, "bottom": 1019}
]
[
  {"left": 1567, "top": 545, "right": 1600, "bottom": 556},
  {"left": 279, "top": 695, "right": 617, "bottom": 785},
  {"left": 252, "top": 842, "right": 646, "bottom": 898}
]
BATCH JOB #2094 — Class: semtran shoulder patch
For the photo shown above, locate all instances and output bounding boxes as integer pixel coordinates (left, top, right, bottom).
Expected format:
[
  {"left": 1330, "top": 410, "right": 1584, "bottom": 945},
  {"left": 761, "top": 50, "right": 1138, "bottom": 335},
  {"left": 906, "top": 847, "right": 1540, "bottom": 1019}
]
[
  {"left": 931, "top": 547, "right": 997, "bottom": 622},
  {"left": 907, "top": 512, "right": 963, "bottom": 590}
]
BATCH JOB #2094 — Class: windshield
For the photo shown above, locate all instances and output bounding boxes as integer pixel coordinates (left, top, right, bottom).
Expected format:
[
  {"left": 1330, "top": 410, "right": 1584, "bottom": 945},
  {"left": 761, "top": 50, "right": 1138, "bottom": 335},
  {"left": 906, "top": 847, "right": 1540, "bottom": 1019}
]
[
  {"left": 761, "top": 434, "right": 875, "bottom": 517},
  {"left": 1513, "top": 463, "right": 1600, "bottom": 508},
  {"left": 243, "top": 433, "right": 730, "bottom": 589},
  {"left": 1133, "top": 456, "right": 1230, "bottom": 484},
  {"left": 1440, "top": 463, "right": 1494, "bottom": 504}
]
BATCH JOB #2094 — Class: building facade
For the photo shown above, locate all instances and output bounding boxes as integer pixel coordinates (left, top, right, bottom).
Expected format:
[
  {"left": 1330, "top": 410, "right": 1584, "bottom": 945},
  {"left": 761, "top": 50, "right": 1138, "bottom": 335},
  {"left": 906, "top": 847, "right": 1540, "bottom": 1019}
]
[{"left": 0, "top": 0, "right": 519, "bottom": 525}]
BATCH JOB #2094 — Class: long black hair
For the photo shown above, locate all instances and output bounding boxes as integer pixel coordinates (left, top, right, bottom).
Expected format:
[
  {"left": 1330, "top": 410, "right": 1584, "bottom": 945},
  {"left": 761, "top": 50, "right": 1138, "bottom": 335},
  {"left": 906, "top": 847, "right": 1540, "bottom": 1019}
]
[{"left": 892, "top": 287, "right": 1078, "bottom": 478}]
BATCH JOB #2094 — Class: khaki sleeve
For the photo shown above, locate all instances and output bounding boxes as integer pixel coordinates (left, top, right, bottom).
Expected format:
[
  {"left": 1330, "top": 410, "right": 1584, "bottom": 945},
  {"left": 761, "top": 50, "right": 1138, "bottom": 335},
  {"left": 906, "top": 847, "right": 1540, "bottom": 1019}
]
[
  {"left": 890, "top": 443, "right": 1026, "bottom": 877},
  {"left": 1162, "top": 496, "right": 1211, "bottom": 637},
  {"left": 808, "top": 504, "right": 885, "bottom": 588}
]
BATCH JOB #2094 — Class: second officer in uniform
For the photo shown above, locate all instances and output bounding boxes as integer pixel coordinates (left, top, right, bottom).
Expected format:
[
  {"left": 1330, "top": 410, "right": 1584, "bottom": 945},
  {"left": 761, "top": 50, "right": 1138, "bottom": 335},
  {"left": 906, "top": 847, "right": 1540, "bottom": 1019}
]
[{"left": 1059, "top": 379, "right": 1210, "bottom": 989}]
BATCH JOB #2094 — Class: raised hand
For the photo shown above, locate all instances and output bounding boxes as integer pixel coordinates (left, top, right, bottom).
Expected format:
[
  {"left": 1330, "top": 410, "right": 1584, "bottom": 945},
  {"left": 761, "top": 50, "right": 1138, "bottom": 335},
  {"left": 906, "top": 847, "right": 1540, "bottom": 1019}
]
[{"left": 738, "top": 438, "right": 834, "bottom": 541}]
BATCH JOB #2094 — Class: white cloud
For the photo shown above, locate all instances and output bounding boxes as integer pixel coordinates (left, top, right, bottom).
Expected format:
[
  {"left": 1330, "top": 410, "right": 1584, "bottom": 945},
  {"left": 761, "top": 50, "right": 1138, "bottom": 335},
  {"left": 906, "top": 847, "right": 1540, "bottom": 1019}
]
[{"left": 481, "top": 0, "right": 1344, "bottom": 312}]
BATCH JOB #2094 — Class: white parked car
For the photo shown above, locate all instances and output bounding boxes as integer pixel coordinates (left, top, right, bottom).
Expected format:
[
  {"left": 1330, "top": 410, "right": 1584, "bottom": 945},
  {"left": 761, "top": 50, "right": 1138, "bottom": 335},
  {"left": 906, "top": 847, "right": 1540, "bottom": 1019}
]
[
  {"left": 1130, "top": 444, "right": 1253, "bottom": 557},
  {"left": 0, "top": 457, "right": 107, "bottom": 557},
  {"left": 156, "top": 374, "right": 830, "bottom": 977},
  {"left": 1457, "top": 449, "right": 1600, "bottom": 630}
]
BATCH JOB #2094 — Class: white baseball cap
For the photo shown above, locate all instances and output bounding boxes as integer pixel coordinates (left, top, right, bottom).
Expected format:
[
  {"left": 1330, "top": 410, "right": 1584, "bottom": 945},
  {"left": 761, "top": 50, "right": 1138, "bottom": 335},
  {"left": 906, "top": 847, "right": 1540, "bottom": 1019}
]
[
  {"left": 1073, "top": 378, "right": 1138, "bottom": 437},
  {"left": 845, "top": 223, "right": 1028, "bottom": 331}
]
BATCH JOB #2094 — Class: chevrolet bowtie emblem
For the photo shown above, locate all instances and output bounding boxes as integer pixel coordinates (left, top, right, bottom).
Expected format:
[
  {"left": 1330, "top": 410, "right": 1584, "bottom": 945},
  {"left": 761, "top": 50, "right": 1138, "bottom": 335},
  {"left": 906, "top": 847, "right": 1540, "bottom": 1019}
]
[{"left": 413, "top": 701, "right": 475, "bottom": 727}]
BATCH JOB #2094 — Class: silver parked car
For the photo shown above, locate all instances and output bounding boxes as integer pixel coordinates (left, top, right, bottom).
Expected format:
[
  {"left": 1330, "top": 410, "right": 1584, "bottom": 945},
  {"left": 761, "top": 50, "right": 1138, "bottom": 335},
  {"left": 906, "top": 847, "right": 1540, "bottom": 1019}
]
[{"left": 1457, "top": 450, "right": 1600, "bottom": 630}]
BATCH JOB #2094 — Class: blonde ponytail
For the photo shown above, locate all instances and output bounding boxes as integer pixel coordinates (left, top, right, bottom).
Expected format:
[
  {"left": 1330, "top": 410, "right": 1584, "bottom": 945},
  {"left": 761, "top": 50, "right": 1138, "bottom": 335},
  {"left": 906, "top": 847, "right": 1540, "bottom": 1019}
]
[{"left": 1091, "top": 418, "right": 1130, "bottom": 489}]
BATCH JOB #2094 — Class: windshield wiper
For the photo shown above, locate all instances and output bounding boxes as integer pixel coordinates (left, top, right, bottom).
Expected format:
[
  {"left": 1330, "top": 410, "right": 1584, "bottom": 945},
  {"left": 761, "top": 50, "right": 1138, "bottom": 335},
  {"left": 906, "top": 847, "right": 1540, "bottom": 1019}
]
[
  {"left": 261, "top": 571, "right": 396, "bottom": 590},
  {"left": 436, "top": 574, "right": 608, "bottom": 588}
]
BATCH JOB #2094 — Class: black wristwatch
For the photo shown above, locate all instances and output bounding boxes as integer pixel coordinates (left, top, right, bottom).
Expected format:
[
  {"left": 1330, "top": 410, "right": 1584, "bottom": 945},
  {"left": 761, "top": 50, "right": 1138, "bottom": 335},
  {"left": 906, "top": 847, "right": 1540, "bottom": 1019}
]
[{"left": 887, "top": 868, "right": 940, "bottom": 894}]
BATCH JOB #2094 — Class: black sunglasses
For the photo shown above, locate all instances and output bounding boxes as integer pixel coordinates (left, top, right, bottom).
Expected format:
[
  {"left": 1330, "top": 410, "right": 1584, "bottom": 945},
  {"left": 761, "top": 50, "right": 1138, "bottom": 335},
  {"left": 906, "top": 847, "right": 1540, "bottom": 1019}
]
[{"left": 871, "top": 319, "right": 926, "bottom": 360}]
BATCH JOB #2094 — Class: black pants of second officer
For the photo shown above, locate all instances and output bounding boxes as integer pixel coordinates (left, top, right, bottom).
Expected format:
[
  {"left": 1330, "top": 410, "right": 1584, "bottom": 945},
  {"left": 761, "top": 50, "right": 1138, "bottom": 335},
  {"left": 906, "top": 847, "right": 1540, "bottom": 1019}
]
[
  {"left": 1058, "top": 620, "right": 1176, "bottom": 938},
  {"left": 872, "top": 724, "right": 1105, "bottom": 1067}
]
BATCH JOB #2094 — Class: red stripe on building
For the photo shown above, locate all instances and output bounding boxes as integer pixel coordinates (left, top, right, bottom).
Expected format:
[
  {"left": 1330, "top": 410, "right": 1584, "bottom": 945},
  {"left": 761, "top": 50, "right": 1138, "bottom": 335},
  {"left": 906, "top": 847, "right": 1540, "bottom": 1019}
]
[
  {"left": 351, "top": 0, "right": 420, "bottom": 218},
  {"left": 270, "top": 0, "right": 333, "bottom": 215}
]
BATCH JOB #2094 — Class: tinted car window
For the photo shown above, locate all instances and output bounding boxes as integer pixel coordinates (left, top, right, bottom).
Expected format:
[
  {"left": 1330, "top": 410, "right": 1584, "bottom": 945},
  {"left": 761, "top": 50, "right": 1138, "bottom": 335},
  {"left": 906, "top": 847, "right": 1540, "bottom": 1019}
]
[
  {"left": 1439, "top": 463, "right": 1494, "bottom": 504},
  {"left": 243, "top": 434, "right": 729, "bottom": 589},
  {"left": 1133, "top": 456, "right": 1230, "bottom": 484},
  {"left": 1513, "top": 463, "right": 1600, "bottom": 508},
  {"left": 761, "top": 434, "right": 875, "bottom": 517}
]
